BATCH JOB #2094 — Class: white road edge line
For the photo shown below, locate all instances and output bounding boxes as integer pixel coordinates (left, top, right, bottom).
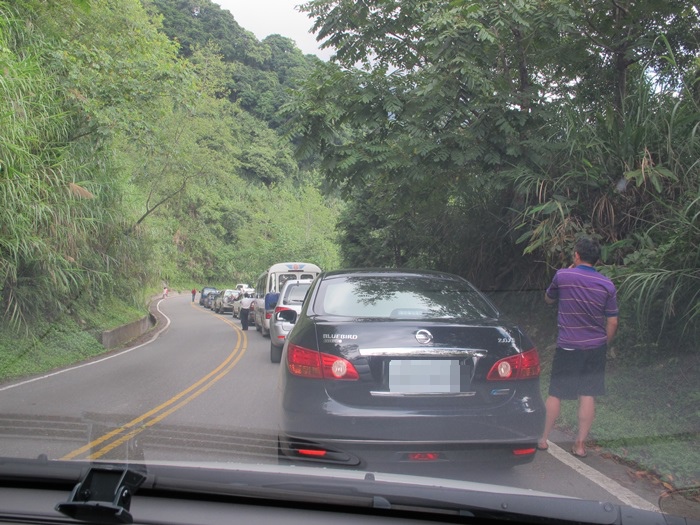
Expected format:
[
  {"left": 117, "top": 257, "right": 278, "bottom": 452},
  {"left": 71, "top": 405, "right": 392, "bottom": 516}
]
[
  {"left": 546, "top": 440, "right": 659, "bottom": 512},
  {"left": 0, "top": 300, "right": 171, "bottom": 393}
]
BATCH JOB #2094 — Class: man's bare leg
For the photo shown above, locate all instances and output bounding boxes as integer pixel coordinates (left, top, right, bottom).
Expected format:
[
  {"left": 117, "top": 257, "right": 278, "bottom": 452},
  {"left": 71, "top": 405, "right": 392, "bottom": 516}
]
[
  {"left": 574, "top": 395, "right": 595, "bottom": 455},
  {"left": 539, "top": 396, "right": 561, "bottom": 448}
]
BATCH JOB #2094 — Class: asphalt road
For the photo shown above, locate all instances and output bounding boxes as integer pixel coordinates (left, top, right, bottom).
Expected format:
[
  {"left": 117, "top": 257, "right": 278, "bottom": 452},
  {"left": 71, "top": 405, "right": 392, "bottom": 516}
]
[{"left": 0, "top": 293, "right": 662, "bottom": 512}]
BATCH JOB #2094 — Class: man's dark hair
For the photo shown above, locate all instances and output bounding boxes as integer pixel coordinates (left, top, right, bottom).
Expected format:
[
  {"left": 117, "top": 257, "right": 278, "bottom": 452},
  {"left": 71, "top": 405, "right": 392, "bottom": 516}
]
[{"left": 575, "top": 237, "right": 601, "bottom": 264}]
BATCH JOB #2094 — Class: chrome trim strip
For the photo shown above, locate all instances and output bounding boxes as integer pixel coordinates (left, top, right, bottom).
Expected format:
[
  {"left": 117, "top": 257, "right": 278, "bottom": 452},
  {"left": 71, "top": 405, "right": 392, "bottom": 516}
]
[
  {"left": 359, "top": 347, "right": 487, "bottom": 358},
  {"left": 370, "top": 391, "right": 477, "bottom": 397}
]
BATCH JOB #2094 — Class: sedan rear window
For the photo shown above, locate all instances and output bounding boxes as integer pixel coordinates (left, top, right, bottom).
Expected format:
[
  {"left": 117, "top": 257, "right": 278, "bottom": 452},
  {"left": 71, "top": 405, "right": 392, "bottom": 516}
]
[
  {"left": 284, "top": 283, "right": 310, "bottom": 305},
  {"left": 314, "top": 276, "right": 498, "bottom": 320}
]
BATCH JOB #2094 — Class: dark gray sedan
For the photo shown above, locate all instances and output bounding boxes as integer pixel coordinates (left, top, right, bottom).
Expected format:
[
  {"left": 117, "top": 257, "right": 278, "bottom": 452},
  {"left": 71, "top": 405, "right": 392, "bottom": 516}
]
[{"left": 277, "top": 269, "right": 545, "bottom": 471}]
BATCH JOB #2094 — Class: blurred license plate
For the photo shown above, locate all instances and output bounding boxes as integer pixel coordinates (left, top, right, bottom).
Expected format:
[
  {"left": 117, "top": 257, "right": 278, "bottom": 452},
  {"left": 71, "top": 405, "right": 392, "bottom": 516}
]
[{"left": 389, "top": 360, "right": 461, "bottom": 393}]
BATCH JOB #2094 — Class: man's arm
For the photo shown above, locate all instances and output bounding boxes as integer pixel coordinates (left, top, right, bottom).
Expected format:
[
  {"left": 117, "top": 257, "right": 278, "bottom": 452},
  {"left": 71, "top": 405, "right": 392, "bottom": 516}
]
[
  {"left": 545, "top": 273, "right": 558, "bottom": 305},
  {"left": 606, "top": 316, "right": 618, "bottom": 344}
]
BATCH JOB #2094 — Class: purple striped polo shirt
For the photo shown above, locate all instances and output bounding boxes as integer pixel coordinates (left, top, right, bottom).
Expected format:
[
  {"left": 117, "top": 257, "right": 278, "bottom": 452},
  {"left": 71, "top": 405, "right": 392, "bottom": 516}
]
[{"left": 545, "top": 265, "right": 618, "bottom": 350}]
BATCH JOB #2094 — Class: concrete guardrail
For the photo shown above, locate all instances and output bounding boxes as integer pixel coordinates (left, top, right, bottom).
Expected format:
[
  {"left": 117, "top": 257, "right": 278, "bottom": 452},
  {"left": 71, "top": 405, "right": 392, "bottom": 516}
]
[{"left": 100, "top": 312, "right": 157, "bottom": 350}]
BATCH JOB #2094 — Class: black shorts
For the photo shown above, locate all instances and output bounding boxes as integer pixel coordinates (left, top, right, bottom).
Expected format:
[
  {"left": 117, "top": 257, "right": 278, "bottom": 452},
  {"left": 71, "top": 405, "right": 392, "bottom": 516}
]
[{"left": 548, "top": 345, "right": 607, "bottom": 399}]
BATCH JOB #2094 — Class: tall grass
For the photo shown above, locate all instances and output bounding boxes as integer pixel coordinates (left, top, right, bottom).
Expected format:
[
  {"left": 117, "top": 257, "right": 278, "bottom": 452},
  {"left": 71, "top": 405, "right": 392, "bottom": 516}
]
[
  {"left": 615, "top": 195, "right": 700, "bottom": 341},
  {"left": 1, "top": 2, "right": 149, "bottom": 328},
  {"left": 509, "top": 44, "right": 700, "bottom": 348}
]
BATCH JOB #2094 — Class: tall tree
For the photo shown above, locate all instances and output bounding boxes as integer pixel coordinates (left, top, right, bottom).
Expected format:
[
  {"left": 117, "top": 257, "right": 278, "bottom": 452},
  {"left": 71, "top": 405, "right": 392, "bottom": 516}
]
[{"left": 291, "top": 0, "right": 700, "bottom": 341}]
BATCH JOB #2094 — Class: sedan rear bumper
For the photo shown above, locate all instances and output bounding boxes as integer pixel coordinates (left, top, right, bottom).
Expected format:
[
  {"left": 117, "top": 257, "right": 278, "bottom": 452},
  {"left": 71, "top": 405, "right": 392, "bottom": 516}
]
[
  {"left": 278, "top": 434, "right": 540, "bottom": 470},
  {"left": 279, "top": 390, "right": 544, "bottom": 471},
  {"left": 279, "top": 375, "right": 544, "bottom": 444}
]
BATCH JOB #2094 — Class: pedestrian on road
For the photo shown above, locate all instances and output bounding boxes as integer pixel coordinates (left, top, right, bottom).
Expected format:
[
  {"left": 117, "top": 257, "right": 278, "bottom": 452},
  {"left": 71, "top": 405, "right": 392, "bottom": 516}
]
[
  {"left": 191, "top": 288, "right": 197, "bottom": 302},
  {"left": 239, "top": 293, "right": 254, "bottom": 331},
  {"left": 539, "top": 237, "right": 619, "bottom": 458},
  {"left": 163, "top": 286, "right": 168, "bottom": 299}
]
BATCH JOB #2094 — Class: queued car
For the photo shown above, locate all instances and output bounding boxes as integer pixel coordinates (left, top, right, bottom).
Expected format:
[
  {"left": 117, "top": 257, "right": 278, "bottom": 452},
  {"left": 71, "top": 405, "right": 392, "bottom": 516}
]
[
  {"left": 231, "top": 292, "right": 244, "bottom": 318},
  {"left": 232, "top": 293, "right": 256, "bottom": 323},
  {"left": 198, "top": 286, "right": 217, "bottom": 306},
  {"left": 214, "top": 289, "right": 238, "bottom": 314},
  {"left": 204, "top": 290, "right": 220, "bottom": 309},
  {"left": 269, "top": 279, "right": 313, "bottom": 363},
  {"left": 254, "top": 263, "right": 322, "bottom": 337},
  {"left": 249, "top": 298, "right": 260, "bottom": 327},
  {"left": 253, "top": 291, "right": 281, "bottom": 336},
  {"left": 236, "top": 283, "right": 255, "bottom": 295},
  {"left": 231, "top": 290, "right": 255, "bottom": 326},
  {"left": 277, "top": 269, "right": 545, "bottom": 470}
]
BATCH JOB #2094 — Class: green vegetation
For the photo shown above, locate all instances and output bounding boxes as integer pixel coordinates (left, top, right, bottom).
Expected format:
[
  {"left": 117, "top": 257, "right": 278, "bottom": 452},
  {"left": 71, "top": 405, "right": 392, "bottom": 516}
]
[
  {"left": 290, "top": 0, "right": 700, "bottom": 343},
  {"left": 1, "top": 0, "right": 698, "bottom": 491},
  {"left": 0, "top": 0, "right": 339, "bottom": 375},
  {"left": 0, "top": 0, "right": 340, "bottom": 331},
  {"left": 0, "top": 294, "right": 146, "bottom": 382},
  {"left": 548, "top": 349, "right": 700, "bottom": 488},
  {"left": 0, "top": 318, "right": 106, "bottom": 380},
  {"left": 494, "top": 292, "right": 700, "bottom": 488}
]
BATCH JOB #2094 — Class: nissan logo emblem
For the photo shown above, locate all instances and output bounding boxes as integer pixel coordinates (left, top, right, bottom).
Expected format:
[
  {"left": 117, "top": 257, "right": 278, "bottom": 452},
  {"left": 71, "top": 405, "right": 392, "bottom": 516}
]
[{"left": 415, "top": 329, "right": 433, "bottom": 344}]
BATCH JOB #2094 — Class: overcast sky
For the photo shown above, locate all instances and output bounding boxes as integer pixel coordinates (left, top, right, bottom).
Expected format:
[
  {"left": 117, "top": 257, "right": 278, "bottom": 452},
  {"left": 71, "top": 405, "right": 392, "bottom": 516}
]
[{"left": 212, "top": 1, "right": 332, "bottom": 61}]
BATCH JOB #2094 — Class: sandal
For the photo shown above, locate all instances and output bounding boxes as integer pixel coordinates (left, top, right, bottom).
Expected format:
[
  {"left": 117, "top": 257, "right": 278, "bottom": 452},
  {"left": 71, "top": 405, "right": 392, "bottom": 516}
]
[
  {"left": 537, "top": 441, "right": 549, "bottom": 451},
  {"left": 571, "top": 446, "right": 587, "bottom": 458}
]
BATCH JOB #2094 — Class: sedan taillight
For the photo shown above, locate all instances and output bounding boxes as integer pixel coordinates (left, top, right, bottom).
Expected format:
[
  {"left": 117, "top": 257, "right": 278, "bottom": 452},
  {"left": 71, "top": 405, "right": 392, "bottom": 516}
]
[
  {"left": 287, "top": 344, "right": 359, "bottom": 380},
  {"left": 486, "top": 348, "right": 540, "bottom": 380}
]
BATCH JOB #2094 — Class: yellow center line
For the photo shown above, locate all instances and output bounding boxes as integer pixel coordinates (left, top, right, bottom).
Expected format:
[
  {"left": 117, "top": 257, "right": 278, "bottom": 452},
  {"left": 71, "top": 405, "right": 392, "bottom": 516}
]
[
  {"left": 61, "top": 305, "right": 247, "bottom": 461},
  {"left": 87, "top": 343, "right": 246, "bottom": 459}
]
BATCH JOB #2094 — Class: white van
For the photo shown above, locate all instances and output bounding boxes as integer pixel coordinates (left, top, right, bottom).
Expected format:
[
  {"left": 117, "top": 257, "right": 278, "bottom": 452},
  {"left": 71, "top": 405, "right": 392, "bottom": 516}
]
[{"left": 253, "top": 262, "right": 321, "bottom": 336}]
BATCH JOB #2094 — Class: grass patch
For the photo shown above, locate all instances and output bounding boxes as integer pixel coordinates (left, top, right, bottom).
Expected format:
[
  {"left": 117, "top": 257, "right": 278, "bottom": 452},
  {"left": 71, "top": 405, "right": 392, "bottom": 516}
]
[
  {"left": 0, "top": 297, "right": 147, "bottom": 383},
  {"left": 72, "top": 297, "right": 147, "bottom": 337},
  {"left": 491, "top": 290, "right": 700, "bottom": 489},
  {"left": 574, "top": 355, "right": 698, "bottom": 487},
  {"left": 0, "top": 317, "right": 104, "bottom": 380}
]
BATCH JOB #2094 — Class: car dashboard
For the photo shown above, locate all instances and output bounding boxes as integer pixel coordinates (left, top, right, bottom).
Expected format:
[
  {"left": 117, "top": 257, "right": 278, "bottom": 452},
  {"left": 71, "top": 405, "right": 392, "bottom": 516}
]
[{"left": 0, "top": 461, "right": 692, "bottom": 525}]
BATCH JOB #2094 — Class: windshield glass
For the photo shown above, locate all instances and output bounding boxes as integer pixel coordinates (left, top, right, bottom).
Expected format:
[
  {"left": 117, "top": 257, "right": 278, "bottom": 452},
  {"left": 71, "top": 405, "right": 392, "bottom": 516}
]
[{"left": 0, "top": 0, "right": 698, "bottom": 522}]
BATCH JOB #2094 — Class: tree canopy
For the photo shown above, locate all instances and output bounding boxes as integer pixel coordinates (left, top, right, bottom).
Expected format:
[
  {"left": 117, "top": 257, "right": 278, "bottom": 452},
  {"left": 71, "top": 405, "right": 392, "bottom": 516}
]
[
  {"left": 1, "top": 0, "right": 339, "bottom": 328},
  {"left": 288, "top": 0, "right": 700, "bottom": 344},
  {"left": 1, "top": 0, "right": 698, "bottom": 351}
]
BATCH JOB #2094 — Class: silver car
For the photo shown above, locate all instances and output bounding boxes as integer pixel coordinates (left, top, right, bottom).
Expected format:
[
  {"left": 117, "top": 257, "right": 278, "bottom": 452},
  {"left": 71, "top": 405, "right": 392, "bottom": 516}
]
[
  {"left": 269, "top": 279, "right": 313, "bottom": 363},
  {"left": 214, "top": 289, "right": 237, "bottom": 314},
  {"left": 230, "top": 291, "right": 244, "bottom": 318}
]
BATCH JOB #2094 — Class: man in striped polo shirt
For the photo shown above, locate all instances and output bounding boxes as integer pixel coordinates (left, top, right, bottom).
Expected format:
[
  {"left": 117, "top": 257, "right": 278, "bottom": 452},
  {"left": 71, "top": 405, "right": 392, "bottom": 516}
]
[{"left": 538, "top": 237, "right": 619, "bottom": 458}]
